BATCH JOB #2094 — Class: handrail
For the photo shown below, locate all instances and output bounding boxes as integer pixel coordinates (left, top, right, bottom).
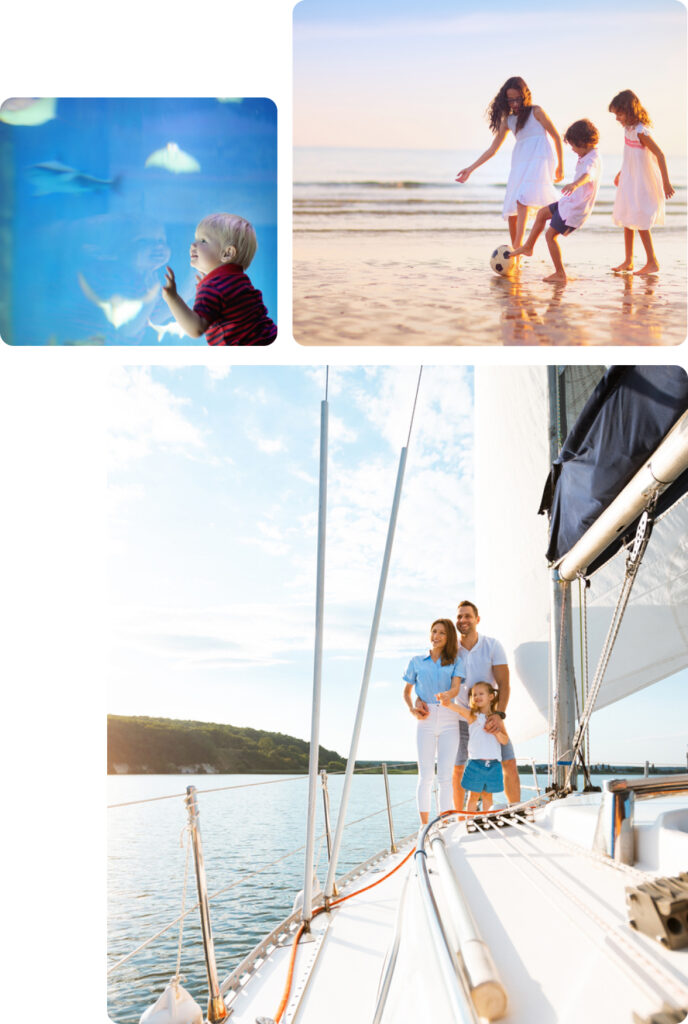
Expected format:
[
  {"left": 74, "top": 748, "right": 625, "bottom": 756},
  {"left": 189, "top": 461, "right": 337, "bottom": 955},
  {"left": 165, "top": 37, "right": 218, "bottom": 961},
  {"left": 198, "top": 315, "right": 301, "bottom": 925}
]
[
  {"left": 371, "top": 869, "right": 411, "bottom": 1024},
  {"left": 108, "top": 795, "right": 416, "bottom": 978},
  {"left": 429, "top": 831, "right": 507, "bottom": 1021},
  {"left": 414, "top": 817, "right": 481, "bottom": 1024}
]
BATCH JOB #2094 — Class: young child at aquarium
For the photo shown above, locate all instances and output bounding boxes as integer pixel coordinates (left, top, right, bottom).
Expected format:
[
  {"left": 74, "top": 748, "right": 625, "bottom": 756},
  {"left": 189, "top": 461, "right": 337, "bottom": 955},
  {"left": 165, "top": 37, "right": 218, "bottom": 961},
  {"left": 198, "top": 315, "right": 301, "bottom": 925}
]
[
  {"left": 162, "top": 213, "right": 277, "bottom": 345},
  {"left": 438, "top": 681, "right": 508, "bottom": 817},
  {"left": 509, "top": 119, "right": 602, "bottom": 284},
  {"left": 608, "top": 89, "right": 675, "bottom": 275}
]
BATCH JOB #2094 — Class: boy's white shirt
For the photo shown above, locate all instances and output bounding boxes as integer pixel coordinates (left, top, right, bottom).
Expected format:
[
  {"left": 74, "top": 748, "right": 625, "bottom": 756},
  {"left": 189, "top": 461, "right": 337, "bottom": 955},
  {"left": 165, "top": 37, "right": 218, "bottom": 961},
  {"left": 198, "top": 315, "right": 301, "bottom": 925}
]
[{"left": 558, "top": 148, "right": 602, "bottom": 227}]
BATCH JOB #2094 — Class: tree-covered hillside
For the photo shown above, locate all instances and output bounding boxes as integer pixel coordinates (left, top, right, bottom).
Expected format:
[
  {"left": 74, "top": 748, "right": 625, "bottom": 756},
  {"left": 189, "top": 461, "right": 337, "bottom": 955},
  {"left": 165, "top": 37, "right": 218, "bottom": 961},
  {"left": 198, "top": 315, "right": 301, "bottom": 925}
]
[{"left": 107, "top": 715, "right": 347, "bottom": 774}]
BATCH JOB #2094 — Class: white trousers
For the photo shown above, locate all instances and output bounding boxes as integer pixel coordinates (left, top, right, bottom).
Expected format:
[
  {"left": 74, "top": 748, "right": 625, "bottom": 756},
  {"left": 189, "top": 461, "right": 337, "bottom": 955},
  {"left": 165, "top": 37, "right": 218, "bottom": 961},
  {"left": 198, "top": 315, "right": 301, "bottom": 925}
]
[{"left": 415, "top": 704, "right": 460, "bottom": 814}]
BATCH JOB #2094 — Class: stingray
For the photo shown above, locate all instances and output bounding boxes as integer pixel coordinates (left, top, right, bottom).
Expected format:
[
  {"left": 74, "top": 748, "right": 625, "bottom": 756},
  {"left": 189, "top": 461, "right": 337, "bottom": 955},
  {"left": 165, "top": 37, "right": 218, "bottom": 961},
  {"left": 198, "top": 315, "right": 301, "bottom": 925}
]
[
  {"left": 144, "top": 142, "right": 200, "bottom": 174},
  {"left": 0, "top": 97, "right": 56, "bottom": 126},
  {"left": 147, "top": 318, "right": 187, "bottom": 342},
  {"left": 78, "top": 273, "right": 159, "bottom": 329},
  {"left": 28, "top": 160, "right": 116, "bottom": 196}
]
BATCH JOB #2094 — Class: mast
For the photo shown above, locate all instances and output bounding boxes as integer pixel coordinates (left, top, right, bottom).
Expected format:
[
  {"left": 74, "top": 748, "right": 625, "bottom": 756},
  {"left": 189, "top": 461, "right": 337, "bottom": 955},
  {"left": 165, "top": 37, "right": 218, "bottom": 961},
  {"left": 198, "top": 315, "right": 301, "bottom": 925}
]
[
  {"left": 324, "top": 369, "right": 422, "bottom": 903},
  {"left": 547, "top": 367, "right": 577, "bottom": 790},
  {"left": 302, "top": 377, "right": 329, "bottom": 929}
]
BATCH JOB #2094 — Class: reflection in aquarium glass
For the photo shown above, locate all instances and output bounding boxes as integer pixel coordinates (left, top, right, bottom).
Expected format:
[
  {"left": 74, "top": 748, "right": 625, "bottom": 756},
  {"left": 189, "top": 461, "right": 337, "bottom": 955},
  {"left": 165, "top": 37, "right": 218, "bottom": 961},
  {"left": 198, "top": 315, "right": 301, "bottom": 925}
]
[{"left": 0, "top": 97, "right": 277, "bottom": 345}]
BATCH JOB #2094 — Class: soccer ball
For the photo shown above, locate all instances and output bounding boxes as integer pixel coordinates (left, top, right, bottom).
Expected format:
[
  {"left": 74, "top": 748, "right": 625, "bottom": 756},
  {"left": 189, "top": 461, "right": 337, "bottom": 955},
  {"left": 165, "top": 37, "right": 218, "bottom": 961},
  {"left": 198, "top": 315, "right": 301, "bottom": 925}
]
[{"left": 490, "top": 244, "right": 514, "bottom": 276}]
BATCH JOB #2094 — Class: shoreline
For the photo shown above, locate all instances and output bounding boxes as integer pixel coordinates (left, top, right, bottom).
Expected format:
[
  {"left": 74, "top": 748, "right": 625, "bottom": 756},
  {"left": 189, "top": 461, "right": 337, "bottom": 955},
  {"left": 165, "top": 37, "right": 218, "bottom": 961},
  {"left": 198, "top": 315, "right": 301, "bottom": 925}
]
[{"left": 294, "top": 228, "right": 687, "bottom": 346}]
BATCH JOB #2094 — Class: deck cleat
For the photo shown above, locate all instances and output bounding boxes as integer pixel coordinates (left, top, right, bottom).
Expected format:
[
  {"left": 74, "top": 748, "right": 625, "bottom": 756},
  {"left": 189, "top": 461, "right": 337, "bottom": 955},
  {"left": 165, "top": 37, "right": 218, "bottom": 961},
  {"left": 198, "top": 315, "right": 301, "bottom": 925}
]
[{"left": 626, "top": 873, "right": 688, "bottom": 950}]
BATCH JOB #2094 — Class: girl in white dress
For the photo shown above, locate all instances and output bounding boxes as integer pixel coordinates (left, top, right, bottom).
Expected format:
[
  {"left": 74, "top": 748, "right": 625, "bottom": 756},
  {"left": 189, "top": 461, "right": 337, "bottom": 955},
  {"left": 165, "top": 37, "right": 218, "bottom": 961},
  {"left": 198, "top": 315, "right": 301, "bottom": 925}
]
[
  {"left": 609, "top": 90, "right": 675, "bottom": 275},
  {"left": 455, "top": 77, "right": 564, "bottom": 251}
]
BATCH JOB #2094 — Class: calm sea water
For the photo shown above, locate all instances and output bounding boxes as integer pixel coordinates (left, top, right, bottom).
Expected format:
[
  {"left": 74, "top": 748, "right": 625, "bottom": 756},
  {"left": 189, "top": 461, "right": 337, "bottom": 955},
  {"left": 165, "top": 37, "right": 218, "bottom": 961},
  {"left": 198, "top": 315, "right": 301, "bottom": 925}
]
[
  {"left": 294, "top": 146, "right": 687, "bottom": 237},
  {"left": 108, "top": 768, "right": 627, "bottom": 1023},
  {"left": 0, "top": 98, "right": 277, "bottom": 345}
]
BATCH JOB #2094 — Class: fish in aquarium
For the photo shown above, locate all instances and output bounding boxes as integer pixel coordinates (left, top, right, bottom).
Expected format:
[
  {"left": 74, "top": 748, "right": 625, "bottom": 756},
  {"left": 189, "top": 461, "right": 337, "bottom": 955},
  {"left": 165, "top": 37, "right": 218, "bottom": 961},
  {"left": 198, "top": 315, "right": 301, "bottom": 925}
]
[
  {"left": 144, "top": 142, "right": 201, "bottom": 174},
  {"left": 27, "top": 160, "right": 116, "bottom": 196},
  {"left": 0, "top": 97, "right": 56, "bottom": 126},
  {"left": 147, "top": 319, "right": 188, "bottom": 342},
  {"left": 78, "top": 273, "right": 159, "bottom": 329}
]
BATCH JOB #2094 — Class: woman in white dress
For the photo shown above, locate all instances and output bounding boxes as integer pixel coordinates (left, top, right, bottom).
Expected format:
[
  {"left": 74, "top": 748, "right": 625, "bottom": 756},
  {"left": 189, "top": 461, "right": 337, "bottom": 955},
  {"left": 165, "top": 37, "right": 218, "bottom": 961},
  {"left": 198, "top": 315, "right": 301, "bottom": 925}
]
[
  {"left": 609, "top": 89, "right": 675, "bottom": 275},
  {"left": 456, "top": 77, "right": 564, "bottom": 251}
]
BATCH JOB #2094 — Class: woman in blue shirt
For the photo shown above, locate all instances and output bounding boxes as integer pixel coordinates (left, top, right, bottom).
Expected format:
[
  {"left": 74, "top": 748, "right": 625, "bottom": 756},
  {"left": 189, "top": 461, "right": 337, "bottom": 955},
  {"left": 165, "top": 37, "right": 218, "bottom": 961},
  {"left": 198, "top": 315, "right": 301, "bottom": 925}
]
[{"left": 403, "top": 619, "right": 465, "bottom": 823}]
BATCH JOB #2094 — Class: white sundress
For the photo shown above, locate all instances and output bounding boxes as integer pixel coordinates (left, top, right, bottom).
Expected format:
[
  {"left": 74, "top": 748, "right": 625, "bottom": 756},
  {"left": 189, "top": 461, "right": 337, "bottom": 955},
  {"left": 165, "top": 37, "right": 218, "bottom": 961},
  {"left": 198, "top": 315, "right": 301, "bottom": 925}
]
[
  {"left": 502, "top": 111, "right": 558, "bottom": 220},
  {"left": 613, "top": 123, "right": 665, "bottom": 230}
]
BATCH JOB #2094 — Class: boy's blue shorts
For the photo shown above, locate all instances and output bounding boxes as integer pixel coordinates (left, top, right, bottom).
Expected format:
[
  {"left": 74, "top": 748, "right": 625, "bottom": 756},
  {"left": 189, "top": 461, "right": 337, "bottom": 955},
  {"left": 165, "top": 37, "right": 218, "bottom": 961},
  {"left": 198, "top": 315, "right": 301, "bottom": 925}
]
[
  {"left": 549, "top": 202, "right": 576, "bottom": 236},
  {"left": 461, "top": 758, "right": 504, "bottom": 794}
]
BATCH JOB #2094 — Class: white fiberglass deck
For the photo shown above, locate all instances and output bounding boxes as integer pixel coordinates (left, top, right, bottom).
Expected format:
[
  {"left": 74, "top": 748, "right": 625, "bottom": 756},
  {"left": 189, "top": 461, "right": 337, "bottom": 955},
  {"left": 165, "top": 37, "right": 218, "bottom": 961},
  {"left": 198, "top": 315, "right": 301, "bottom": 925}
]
[{"left": 224, "top": 794, "right": 688, "bottom": 1024}]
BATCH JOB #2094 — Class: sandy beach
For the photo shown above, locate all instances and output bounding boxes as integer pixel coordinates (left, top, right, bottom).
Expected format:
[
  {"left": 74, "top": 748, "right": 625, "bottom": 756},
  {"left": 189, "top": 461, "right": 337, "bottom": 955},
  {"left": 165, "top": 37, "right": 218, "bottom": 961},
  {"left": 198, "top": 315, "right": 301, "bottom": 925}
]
[{"left": 294, "top": 228, "right": 687, "bottom": 346}]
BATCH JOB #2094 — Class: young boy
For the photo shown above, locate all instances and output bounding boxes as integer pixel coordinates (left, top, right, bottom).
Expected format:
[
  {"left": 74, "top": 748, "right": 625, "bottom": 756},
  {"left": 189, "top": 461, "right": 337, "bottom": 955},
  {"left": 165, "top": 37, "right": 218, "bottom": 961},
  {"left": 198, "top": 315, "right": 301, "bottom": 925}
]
[
  {"left": 510, "top": 120, "right": 602, "bottom": 284},
  {"left": 162, "top": 213, "right": 277, "bottom": 345}
]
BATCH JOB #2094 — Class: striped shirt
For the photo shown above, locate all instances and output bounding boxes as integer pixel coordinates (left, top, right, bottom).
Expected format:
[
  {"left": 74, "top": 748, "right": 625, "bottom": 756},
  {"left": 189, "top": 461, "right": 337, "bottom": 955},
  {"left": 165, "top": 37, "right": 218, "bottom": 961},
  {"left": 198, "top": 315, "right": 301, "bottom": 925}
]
[{"left": 193, "top": 264, "right": 277, "bottom": 346}]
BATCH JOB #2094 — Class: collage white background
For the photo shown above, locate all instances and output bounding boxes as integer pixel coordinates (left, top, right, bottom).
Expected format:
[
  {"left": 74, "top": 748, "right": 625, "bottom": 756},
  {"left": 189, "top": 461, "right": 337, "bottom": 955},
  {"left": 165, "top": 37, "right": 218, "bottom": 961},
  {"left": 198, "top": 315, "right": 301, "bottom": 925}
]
[{"left": 0, "top": 1, "right": 686, "bottom": 1019}]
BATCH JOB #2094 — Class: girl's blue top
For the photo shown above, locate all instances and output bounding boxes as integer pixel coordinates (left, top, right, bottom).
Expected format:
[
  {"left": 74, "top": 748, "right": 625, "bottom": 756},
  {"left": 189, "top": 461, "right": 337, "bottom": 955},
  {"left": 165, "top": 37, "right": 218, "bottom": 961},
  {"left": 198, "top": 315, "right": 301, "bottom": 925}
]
[{"left": 403, "top": 652, "right": 466, "bottom": 705}]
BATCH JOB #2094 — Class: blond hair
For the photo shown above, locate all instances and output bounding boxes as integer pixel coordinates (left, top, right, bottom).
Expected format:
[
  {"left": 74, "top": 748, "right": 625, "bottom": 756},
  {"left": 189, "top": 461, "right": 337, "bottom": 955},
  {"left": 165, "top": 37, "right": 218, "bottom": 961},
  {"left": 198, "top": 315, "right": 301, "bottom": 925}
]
[
  {"left": 468, "top": 681, "right": 499, "bottom": 714},
  {"left": 197, "top": 213, "right": 257, "bottom": 269}
]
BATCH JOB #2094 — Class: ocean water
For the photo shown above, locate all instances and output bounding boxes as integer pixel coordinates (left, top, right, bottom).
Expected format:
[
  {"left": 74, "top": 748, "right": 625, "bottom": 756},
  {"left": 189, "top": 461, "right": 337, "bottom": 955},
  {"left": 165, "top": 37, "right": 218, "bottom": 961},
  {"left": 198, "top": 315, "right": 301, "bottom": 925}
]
[
  {"left": 0, "top": 98, "right": 277, "bottom": 345},
  {"left": 108, "top": 767, "right": 631, "bottom": 1023},
  {"left": 294, "top": 145, "right": 687, "bottom": 237}
]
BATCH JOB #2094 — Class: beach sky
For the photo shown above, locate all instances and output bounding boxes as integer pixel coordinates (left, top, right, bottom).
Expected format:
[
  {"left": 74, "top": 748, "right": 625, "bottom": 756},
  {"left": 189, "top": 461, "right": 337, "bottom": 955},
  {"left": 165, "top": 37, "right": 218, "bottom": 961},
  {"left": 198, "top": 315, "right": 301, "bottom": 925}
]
[{"left": 294, "top": 0, "right": 687, "bottom": 158}]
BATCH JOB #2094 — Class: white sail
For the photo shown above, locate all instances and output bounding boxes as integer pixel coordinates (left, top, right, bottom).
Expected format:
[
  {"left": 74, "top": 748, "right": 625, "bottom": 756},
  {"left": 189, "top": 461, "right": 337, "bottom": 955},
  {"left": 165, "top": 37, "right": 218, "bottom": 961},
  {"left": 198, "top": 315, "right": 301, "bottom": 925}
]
[{"left": 474, "top": 365, "right": 688, "bottom": 743}]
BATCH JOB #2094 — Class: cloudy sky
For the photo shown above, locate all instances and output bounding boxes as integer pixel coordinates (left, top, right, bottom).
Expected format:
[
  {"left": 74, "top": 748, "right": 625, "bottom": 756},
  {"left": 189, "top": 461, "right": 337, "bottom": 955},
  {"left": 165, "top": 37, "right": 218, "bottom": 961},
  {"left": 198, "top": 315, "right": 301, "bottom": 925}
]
[
  {"left": 294, "top": 0, "right": 687, "bottom": 157},
  {"left": 107, "top": 364, "right": 475, "bottom": 760},
  {"left": 105, "top": 364, "right": 688, "bottom": 765}
]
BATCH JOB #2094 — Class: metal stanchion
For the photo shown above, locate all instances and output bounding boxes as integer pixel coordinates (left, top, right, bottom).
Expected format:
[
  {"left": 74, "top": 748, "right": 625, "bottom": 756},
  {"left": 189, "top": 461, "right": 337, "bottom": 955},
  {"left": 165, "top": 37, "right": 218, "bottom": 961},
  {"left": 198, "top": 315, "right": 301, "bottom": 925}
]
[
  {"left": 185, "top": 786, "right": 228, "bottom": 1022},
  {"left": 319, "top": 770, "right": 338, "bottom": 896},
  {"left": 381, "top": 763, "right": 397, "bottom": 853},
  {"left": 530, "top": 759, "right": 542, "bottom": 796}
]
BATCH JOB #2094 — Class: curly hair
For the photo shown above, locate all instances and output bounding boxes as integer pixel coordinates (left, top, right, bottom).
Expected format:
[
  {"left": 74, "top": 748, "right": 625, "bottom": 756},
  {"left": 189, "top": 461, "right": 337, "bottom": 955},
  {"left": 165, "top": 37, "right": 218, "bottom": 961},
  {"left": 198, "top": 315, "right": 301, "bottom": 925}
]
[
  {"left": 430, "top": 618, "right": 459, "bottom": 665},
  {"left": 608, "top": 89, "right": 652, "bottom": 127},
  {"left": 487, "top": 77, "right": 533, "bottom": 135},
  {"left": 563, "top": 119, "right": 599, "bottom": 148}
]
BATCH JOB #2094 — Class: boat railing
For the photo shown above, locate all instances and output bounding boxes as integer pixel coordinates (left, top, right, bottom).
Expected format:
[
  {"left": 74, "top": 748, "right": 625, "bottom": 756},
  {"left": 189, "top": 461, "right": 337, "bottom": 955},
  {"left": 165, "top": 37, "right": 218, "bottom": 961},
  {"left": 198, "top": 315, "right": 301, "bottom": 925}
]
[{"left": 107, "top": 765, "right": 417, "bottom": 987}]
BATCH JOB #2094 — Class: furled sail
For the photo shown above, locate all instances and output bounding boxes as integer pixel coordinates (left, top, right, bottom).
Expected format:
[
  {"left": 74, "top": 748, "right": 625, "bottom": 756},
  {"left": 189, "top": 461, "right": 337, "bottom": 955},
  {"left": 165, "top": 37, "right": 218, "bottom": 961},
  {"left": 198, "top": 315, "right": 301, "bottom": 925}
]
[
  {"left": 474, "top": 365, "right": 688, "bottom": 743},
  {"left": 541, "top": 365, "right": 688, "bottom": 571}
]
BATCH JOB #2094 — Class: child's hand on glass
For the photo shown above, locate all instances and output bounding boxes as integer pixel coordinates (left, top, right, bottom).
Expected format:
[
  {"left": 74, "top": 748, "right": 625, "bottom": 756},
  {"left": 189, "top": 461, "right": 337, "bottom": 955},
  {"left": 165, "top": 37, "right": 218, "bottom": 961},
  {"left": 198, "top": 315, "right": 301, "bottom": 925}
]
[{"left": 162, "top": 266, "right": 178, "bottom": 301}]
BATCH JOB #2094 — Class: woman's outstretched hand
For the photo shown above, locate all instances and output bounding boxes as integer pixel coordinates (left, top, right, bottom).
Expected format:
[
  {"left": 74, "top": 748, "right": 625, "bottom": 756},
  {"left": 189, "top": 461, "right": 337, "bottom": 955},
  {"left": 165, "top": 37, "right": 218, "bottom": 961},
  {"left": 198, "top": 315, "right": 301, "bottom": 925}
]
[{"left": 455, "top": 168, "right": 472, "bottom": 183}]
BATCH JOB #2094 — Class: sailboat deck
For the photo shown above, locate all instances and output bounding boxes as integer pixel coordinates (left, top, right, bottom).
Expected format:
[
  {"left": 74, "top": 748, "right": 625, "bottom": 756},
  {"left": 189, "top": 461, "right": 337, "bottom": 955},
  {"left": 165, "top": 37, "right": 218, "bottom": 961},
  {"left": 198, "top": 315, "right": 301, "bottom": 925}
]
[{"left": 225, "top": 795, "right": 688, "bottom": 1024}]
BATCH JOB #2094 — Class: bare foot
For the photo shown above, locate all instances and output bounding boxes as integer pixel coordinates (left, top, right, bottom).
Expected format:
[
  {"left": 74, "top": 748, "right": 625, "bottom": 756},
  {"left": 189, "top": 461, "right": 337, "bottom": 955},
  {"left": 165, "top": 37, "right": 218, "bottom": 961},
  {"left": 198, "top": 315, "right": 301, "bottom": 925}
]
[
  {"left": 543, "top": 272, "right": 568, "bottom": 284},
  {"left": 634, "top": 262, "right": 659, "bottom": 275},
  {"left": 612, "top": 260, "right": 633, "bottom": 272},
  {"left": 510, "top": 245, "right": 532, "bottom": 257}
]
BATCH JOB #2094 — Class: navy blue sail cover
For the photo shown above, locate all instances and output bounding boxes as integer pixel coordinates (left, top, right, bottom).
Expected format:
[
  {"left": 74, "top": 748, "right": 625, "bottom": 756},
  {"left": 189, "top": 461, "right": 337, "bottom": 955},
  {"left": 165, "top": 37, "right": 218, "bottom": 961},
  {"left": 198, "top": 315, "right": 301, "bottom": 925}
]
[{"left": 540, "top": 366, "right": 688, "bottom": 570}]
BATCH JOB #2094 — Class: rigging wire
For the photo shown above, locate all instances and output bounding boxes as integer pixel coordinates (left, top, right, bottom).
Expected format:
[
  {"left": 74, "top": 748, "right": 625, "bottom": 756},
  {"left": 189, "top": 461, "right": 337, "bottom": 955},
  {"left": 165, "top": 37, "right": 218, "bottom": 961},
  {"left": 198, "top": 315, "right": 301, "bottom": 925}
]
[
  {"left": 107, "top": 796, "right": 416, "bottom": 977},
  {"left": 406, "top": 367, "right": 423, "bottom": 448},
  {"left": 565, "top": 500, "right": 657, "bottom": 791},
  {"left": 108, "top": 774, "right": 309, "bottom": 809}
]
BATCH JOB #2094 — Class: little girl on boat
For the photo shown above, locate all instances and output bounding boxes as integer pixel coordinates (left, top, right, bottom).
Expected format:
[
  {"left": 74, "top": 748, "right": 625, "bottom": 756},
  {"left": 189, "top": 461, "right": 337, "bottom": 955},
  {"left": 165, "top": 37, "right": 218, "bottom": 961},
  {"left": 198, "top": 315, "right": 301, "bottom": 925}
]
[
  {"left": 438, "top": 681, "right": 508, "bottom": 816},
  {"left": 455, "top": 76, "right": 563, "bottom": 251},
  {"left": 608, "top": 89, "right": 675, "bottom": 275}
]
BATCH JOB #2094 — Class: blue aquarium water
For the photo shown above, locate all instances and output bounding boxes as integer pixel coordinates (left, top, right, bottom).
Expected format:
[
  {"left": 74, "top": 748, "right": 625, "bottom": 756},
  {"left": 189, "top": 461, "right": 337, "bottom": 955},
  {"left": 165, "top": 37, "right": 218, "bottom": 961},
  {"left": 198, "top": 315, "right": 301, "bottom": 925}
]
[{"left": 0, "top": 98, "right": 277, "bottom": 345}]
